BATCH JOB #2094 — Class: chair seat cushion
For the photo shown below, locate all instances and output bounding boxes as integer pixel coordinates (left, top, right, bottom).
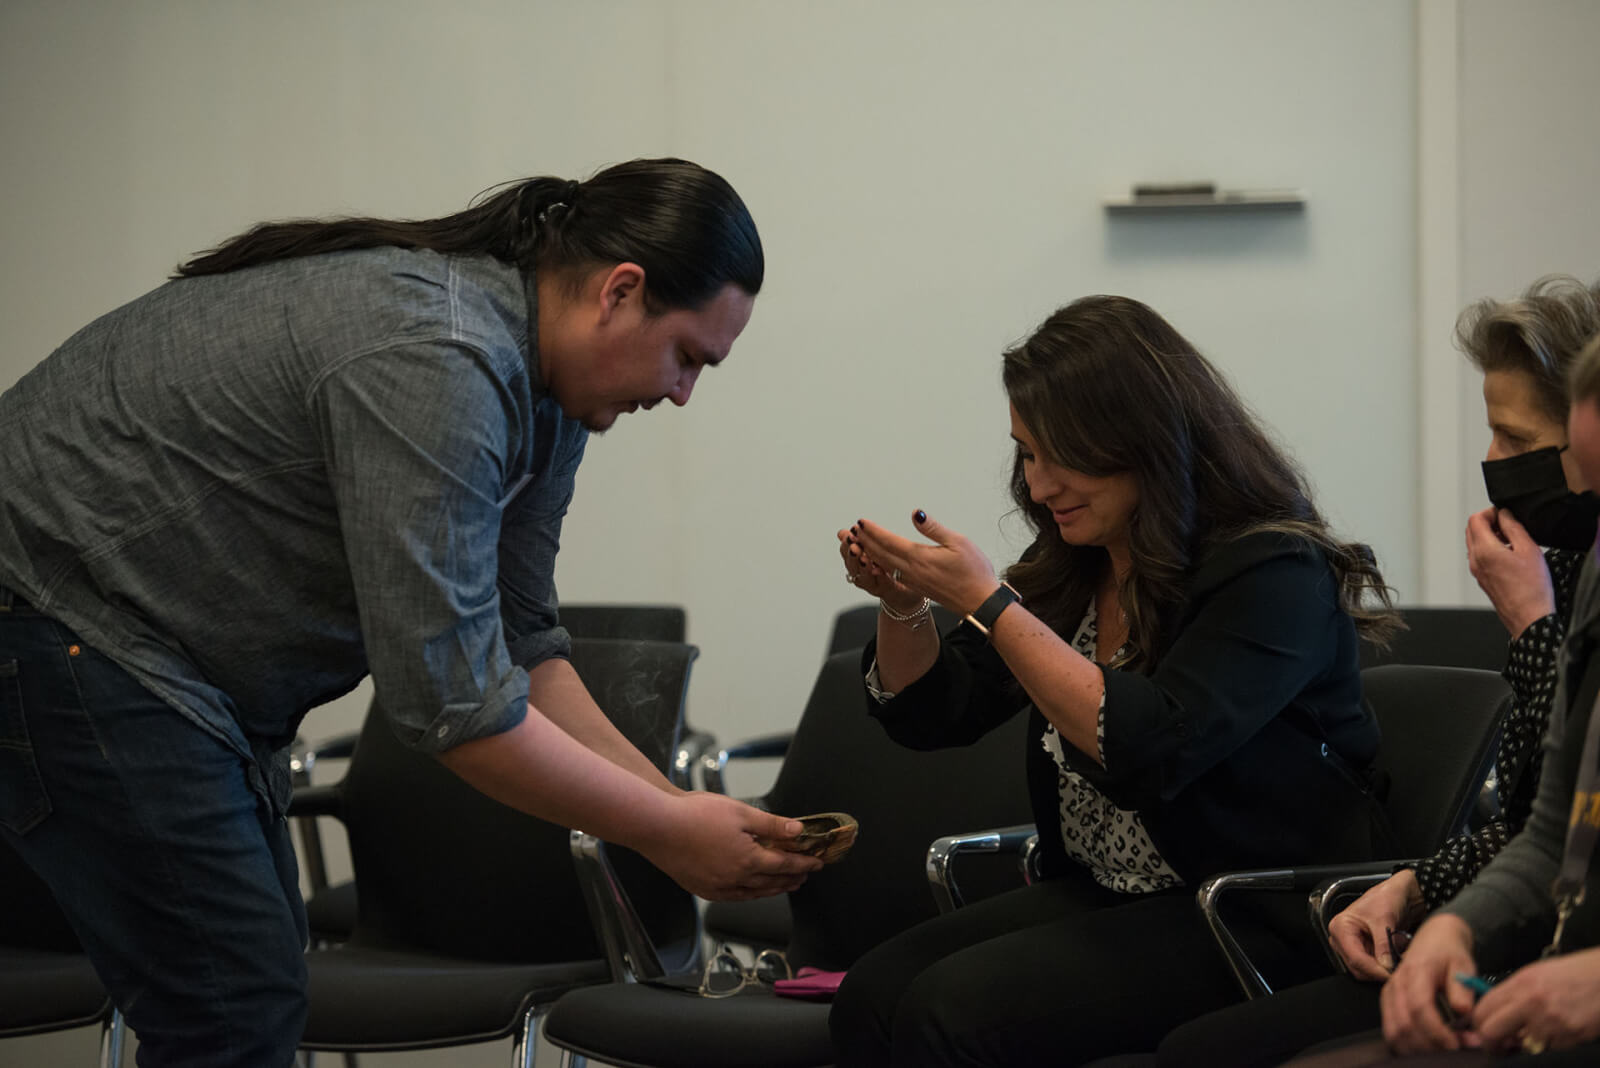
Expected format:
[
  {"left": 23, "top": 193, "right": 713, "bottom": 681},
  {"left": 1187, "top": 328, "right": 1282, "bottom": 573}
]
[
  {"left": 304, "top": 880, "right": 357, "bottom": 942},
  {"left": 544, "top": 982, "right": 833, "bottom": 1068},
  {"left": 703, "top": 895, "right": 792, "bottom": 949},
  {"left": 0, "top": 948, "right": 110, "bottom": 1037},
  {"left": 301, "top": 946, "right": 607, "bottom": 1051}
]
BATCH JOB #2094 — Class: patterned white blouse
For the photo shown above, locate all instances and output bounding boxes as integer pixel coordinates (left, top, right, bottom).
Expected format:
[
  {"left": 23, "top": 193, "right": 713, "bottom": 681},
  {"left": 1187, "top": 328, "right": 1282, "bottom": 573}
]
[
  {"left": 867, "top": 598, "right": 1183, "bottom": 894},
  {"left": 1041, "top": 600, "right": 1182, "bottom": 893}
]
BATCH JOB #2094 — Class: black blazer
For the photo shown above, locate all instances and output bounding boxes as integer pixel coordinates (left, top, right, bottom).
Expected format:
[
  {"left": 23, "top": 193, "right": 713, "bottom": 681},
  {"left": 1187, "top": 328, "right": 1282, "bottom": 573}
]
[{"left": 865, "top": 531, "right": 1391, "bottom": 886}]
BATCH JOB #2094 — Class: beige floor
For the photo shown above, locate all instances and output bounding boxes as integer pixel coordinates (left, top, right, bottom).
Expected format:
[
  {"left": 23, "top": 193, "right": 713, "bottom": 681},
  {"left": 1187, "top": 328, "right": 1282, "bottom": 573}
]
[{"left": 0, "top": 1027, "right": 580, "bottom": 1067}]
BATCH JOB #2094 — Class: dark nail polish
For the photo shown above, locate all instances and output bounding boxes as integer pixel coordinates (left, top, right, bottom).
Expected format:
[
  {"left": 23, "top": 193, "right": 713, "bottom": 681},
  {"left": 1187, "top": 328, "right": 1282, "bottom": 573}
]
[{"left": 914, "top": 510, "right": 927, "bottom": 524}]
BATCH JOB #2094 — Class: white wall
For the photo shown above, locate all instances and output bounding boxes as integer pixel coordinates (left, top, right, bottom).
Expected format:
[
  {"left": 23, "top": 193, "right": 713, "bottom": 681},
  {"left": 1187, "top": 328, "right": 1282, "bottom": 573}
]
[
  {"left": 642, "top": 0, "right": 1419, "bottom": 748},
  {"left": 1, "top": 0, "right": 1424, "bottom": 757},
  {"left": 1431, "top": 0, "right": 1600, "bottom": 604},
  {"left": 0, "top": 2, "right": 1446, "bottom": 1064}
]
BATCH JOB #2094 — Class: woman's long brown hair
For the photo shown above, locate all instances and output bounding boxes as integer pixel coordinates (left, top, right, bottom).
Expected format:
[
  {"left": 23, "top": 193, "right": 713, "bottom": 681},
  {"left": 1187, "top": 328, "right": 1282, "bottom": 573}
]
[{"left": 1002, "top": 295, "right": 1398, "bottom": 670}]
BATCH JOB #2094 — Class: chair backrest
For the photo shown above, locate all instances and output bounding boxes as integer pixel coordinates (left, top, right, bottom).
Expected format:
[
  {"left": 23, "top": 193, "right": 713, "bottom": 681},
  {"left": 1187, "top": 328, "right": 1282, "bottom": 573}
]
[
  {"left": 0, "top": 837, "right": 116, "bottom": 1039},
  {"left": 765, "top": 649, "right": 1034, "bottom": 970},
  {"left": 1363, "top": 663, "right": 1512, "bottom": 856},
  {"left": 826, "top": 602, "right": 961, "bottom": 657},
  {"left": 339, "top": 638, "right": 700, "bottom": 966},
  {"left": 0, "top": 836, "right": 79, "bottom": 954},
  {"left": 1360, "top": 607, "right": 1507, "bottom": 673},
  {"left": 559, "top": 603, "right": 687, "bottom": 644}
]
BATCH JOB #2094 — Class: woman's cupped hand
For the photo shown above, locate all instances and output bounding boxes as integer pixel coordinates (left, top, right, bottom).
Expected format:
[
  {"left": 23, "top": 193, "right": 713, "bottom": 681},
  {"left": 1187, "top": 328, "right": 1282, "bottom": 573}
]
[{"left": 840, "top": 510, "right": 1000, "bottom": 618}]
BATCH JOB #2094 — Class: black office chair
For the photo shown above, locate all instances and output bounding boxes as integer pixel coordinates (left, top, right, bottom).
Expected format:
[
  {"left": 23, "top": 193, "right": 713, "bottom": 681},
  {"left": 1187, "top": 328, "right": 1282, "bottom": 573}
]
[
  {"left": 554, "top": 604, "right": 687, "bottom": 644},
  {"left": 693, "top": 603, "right": 886, "bottom": 951},
  {"left": 822, "top": 601, "right": 961, "bottom": 660},
  {"left": 1195, "top": 664, "right": 1512, "bottom": 998},
  {"left": 0, "top": 837, "right": 127, "bottom": 1067},
  {"left": 291, "top": 638, "right": 702, "bottom": 1067},
  {"left": 824, "top": 603, "right": 880, "bottom": 657},
  {"left": 701, "top": 603, "right": 962, "bottom": 796},
  {"left": 1358, "top": 606, "right": 1506, "bottom": 672},
  {"left": 542, "top": 648, "right": 1034, "bottom": 1068},
  {"left": 698, "top": 603, "right": 965, "bottom": 951},
  {"left": 295, "top": 603, "right": 700, "bottom": 947},
  {"left": 919, "top": 663, "right": 1513, "bottom": 1002}
]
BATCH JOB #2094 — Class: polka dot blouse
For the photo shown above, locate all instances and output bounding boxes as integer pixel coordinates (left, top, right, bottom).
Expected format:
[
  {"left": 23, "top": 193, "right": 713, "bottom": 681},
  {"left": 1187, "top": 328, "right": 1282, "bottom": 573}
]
[{"left": 1412, "top": 548, "right": 1582, "bottom": 910}]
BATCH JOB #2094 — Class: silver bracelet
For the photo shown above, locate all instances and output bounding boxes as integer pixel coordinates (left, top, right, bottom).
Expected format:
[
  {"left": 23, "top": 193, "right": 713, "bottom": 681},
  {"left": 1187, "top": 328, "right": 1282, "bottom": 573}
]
[{"left": 879, "top": 596, "right": 933, "bottom": 630}]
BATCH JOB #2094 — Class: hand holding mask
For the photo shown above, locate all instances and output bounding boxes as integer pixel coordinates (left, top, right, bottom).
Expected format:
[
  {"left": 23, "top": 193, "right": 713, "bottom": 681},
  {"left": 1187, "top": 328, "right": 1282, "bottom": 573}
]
[{"left": 1482, "top": 446, "right": 1600, "bottom": 551}]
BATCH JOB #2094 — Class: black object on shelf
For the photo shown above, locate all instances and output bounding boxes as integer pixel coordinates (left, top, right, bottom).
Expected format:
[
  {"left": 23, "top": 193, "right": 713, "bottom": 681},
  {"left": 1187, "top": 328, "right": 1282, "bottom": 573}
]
[{"left": 1106, "top": 183, "right": 1306, "bottom": 214}]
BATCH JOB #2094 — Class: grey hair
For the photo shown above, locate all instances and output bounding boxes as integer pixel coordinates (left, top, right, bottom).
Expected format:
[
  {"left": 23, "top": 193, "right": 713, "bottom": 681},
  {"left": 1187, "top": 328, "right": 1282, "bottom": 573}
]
[
  {"left": 1569, "top": 331, "right": 1600, "bottom": 409},
  {"left": 1456, "top": 274, "right": 1600, "bottom": 421}
]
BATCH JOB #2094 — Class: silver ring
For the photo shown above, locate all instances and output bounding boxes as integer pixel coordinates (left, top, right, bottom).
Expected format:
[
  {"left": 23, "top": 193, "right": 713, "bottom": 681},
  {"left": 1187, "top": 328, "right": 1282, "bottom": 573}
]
[
  {"left": 892, "top": 568, "right": 902, "bottom": 582},
  {"left": 845, "top": 573, "right": 857, "bottom": 586}
]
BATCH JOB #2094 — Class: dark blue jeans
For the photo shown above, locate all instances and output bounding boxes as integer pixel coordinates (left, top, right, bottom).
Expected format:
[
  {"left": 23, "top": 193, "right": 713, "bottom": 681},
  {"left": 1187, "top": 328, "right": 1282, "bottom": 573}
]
[{"left": 0, "top": 588, "right": 308, "bottom": 1066}]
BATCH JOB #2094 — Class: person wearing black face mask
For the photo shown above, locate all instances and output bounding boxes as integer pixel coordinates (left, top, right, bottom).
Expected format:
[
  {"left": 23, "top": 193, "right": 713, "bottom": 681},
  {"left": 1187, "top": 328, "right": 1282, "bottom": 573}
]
[
  {"left": 1481, "top": 445, "right": 1600, "bottom": 553},
  {"left": 1331, "top": 284, "right": 1600, "bottom": 971},
  {"left": 1304, "top": 333, "right": 1600, "bottom": 1068},
  {"left": 1127, "top": 276, "right": 1600, "bottom": 1068},
  {"left": 1456, "top": 352, "right": 1595, "bottom": 664}
]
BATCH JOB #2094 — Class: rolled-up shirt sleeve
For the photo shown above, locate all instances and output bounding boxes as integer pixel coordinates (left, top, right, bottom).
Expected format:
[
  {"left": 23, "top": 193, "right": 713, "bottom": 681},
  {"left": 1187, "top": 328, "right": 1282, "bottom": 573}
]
[
  {"left": 313, "top": 341, "right": 535, "bottom": 753},
  {"left": 497, "top": 396, "right": 586, "bottom": 670}
]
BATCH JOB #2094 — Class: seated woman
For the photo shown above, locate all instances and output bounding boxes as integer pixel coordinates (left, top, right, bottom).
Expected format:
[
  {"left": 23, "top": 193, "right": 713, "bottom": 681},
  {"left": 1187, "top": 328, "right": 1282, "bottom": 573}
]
[
  {"left": 827, "top": 294, "right": 1397, "bottom": 1068},
  {"left": 1281, "top": 328, "right": 1600, "bottom": 1068},
  {"left": 1144, "top": 275, "right": 1600, "bottom": 1068}
]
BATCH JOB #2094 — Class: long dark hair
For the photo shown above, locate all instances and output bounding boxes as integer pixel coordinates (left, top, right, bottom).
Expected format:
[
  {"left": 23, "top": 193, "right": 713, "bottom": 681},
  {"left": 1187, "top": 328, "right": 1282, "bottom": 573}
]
[
  {"left": 1002, "top": 295, "right": 1397, "bottom": 669},
  {"left": 175, "top": 157, "right": 763, "bottom": 311}
]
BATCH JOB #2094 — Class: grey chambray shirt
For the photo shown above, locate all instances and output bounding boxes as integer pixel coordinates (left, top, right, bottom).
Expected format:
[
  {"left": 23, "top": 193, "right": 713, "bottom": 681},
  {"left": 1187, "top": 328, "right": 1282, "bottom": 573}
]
[{"left": 0, "top": 247, "right": 587, "bottom": 813}]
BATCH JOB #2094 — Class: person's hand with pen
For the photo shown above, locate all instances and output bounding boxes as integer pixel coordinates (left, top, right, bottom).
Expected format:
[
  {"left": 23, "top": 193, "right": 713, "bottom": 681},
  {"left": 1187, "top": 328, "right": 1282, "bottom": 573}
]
[
  {"left": 1457, "top": 946, "right": 1600, "bottom": 1054},
  {"left": 1381, "top": 913, "right": 1600, "bottom": 1054}
]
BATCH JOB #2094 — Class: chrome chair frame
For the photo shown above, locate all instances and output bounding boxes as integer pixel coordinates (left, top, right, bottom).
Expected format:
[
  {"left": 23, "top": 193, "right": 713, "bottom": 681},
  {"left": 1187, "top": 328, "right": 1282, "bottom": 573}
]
[
  {"left": 0, "top": 1007, "right": 127, "bottom": 1068},
  {"left": 1307, "top": 870, "right": 1399, "bottom": 973},
  {"left": 1193, "top": 861, "right": 1396, "bottom": 998},
  {"left": 1194, "top": 664, "right": 1511, "bottom": 999},
  {"left": 698, "top": 732, "right": 791, "bottom": 796},
  {"left": 925, "top": 823, "right": 1041, "bottom": 914},
  {"left": 568, "top": 830, "right": 668, "bottom": 986},
  {"left": 673, "top": 727, "right": 719, "bottom": 790}
]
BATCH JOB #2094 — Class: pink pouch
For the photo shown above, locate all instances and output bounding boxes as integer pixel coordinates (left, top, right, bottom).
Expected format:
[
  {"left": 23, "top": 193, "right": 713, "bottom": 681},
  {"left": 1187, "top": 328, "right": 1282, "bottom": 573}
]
[{"left": 772, "top": 967, "right": 848, "bottom": 1001}]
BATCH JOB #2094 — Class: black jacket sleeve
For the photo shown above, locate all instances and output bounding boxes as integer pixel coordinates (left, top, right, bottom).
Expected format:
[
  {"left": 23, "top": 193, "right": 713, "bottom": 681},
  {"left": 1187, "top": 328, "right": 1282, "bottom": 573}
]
[
  {"left": 863, "top": 619, "right": 1031, "bottom": 750},
  {"left": 1065, "top": 532, "right": 1365, "bottom": 812}
]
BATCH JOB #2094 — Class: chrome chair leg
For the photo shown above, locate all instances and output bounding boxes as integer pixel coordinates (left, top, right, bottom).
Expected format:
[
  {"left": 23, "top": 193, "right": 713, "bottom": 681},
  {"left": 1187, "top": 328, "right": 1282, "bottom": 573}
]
[
  {"left": 532, "top": 1005, "right": 590, "bottom": 1068},
  {"left": 512, "top": 1004, "right": 542, "bottom": 1068},
  {"left": 100, "top": 1008, "right": 127, "bottom": 1068}
]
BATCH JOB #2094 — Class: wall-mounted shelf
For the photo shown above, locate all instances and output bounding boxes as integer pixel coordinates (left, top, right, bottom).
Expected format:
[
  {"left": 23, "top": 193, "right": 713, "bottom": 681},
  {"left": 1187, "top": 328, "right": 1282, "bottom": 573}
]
[{"left": 1103, "top": 188, "right": 1306, "bottom": 214}]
